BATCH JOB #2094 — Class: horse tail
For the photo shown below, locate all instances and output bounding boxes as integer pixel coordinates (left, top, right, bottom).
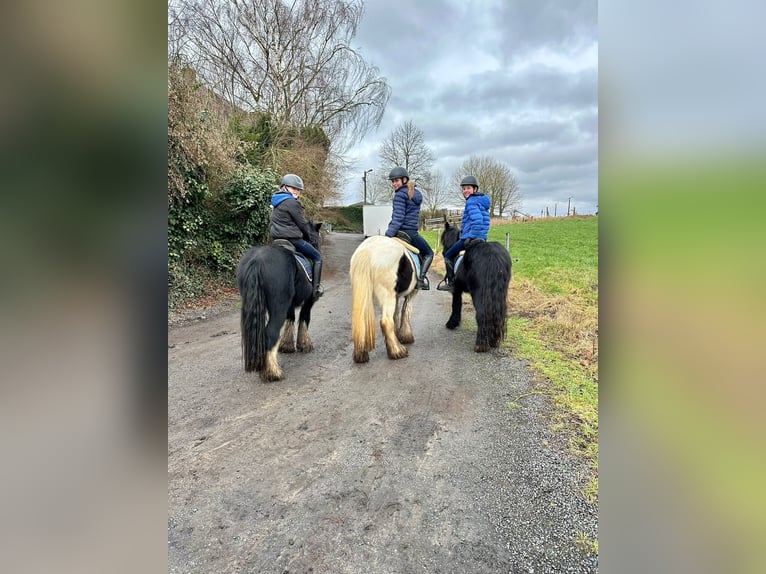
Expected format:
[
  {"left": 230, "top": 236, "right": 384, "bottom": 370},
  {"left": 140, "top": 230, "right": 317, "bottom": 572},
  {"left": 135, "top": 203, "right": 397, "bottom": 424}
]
[
  {"left": 350, "top": 246, "right": 376, "bottom": 360},
  {"left": 477, "top": 246, "right": 511, "bottom": 347},
  {"left": 238, "top": 257, "right": 268, "bottom": 372}
]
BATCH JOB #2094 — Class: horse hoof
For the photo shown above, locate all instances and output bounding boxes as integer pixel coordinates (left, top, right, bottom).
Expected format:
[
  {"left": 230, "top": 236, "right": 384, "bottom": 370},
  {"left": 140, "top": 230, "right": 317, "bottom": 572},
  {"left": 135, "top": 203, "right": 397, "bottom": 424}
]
[
  {"left": 387, "top": 347, "right": 408, "bottom": 360},
  {"left": 353, "top": 350, "right": 369, "bottom": 363},
  {"left": 445, "top": 320, "right": 459, "bottom": 330},
  {"left": 474, "top": 344, "right": 490, "bottom": 353},
  {"left": 260, "top": 370, "right": 284, "bottom": 382},
  {"left": 279, "top": 344, "right": 296, "bottom": 353}
]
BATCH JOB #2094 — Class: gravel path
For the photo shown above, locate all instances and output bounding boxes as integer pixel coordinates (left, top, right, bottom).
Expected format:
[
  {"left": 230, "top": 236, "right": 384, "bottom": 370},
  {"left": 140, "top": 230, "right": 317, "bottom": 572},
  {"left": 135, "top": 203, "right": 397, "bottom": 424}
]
[{"left": 168, "top": 232, "right": 598, "bottom": 573}]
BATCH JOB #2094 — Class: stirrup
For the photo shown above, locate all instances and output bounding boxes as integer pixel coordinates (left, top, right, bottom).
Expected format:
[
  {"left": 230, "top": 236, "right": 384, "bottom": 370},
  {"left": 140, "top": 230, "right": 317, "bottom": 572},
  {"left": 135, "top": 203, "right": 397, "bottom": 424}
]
[
  {"left": 312, "top": 285, "right": 324, "bottom": 301},
  {"left": 436, "top": 279, "right": 453, "bottom": 292},
  {"left": 417, "top": 276, "right": 430, "bottom": 290}
]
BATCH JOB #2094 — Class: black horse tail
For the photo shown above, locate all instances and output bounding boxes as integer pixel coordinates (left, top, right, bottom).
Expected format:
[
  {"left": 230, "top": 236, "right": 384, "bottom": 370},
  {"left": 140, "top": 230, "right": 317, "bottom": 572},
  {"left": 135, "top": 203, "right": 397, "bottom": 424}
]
[
  {"left": 238, "top": 259, "right": 268, "bottom": 372},
  {"left": 476, "top": 245, "right": 511, "bottom": 347}
]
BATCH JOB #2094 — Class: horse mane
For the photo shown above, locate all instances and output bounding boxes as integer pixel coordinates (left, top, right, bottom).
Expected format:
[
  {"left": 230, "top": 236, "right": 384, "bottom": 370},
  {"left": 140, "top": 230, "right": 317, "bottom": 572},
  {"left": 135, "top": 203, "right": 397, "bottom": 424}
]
[{"left": 407, "top": 180, "right": 415, "bottom": 200}]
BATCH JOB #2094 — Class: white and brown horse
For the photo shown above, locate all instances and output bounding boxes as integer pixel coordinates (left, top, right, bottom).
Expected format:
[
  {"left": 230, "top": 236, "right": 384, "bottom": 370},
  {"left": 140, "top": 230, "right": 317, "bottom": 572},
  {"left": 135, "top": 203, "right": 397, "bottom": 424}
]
[{"left": 349, "top": 235, "right": 420, "bottom": 363}]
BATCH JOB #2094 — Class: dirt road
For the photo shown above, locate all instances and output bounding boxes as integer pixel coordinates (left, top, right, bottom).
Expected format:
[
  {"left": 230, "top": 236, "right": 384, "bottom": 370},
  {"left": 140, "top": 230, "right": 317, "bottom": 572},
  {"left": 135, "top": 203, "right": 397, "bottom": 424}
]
[{"left": 168, "top": 232, "right": 597, "bottom": 573}]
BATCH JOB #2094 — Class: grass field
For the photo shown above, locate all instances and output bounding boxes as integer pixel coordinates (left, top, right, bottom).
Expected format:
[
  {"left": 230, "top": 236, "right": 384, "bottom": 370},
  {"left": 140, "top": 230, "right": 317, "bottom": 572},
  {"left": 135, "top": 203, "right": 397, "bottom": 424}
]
[{"left": 423, "top": 215, "right": 599, "bottom": 499}]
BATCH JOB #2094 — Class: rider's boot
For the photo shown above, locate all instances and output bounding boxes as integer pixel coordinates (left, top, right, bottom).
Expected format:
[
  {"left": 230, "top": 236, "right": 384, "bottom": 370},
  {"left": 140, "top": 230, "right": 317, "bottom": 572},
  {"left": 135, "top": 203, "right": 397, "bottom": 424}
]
[
  {"left": 417, "top": 253, "right": 433, "bottom": 290},
  {"left": 311, "top": 260, "right": 324, "bottom": 301},
  {"left": 437, "top": 258, "right": 455, "bottom": 292}
]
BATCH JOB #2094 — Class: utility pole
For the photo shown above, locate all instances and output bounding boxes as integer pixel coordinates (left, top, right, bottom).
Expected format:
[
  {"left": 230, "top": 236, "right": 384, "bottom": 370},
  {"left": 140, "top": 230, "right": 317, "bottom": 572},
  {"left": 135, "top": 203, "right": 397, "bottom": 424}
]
[
  {"left": 362, "top": 169, "right": 373, "bottom": 205},
  {"left": 567, "top": 196, "right": 572, "bottom": 216}
]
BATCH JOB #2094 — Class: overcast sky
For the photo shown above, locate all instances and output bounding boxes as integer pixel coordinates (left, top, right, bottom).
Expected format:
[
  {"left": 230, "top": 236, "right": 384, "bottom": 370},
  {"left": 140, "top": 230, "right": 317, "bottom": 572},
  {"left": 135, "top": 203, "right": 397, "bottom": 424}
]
[{"left": 338, "top": 0, "right": 598, "bottom": 216}]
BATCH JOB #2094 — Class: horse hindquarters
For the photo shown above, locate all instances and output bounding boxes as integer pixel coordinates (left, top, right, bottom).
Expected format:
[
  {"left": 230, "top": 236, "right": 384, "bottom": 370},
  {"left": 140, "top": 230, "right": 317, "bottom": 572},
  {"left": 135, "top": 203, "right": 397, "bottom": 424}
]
[{"left": 473, "top": 245, "right": 511, "bottom": 350}]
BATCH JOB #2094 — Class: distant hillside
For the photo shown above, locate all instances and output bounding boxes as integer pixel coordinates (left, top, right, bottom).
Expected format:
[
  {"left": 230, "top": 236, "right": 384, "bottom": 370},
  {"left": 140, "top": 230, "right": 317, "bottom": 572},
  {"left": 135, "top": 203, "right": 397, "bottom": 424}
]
[{"left": 319, "top": 206, "right": 363, "bottom": 233}]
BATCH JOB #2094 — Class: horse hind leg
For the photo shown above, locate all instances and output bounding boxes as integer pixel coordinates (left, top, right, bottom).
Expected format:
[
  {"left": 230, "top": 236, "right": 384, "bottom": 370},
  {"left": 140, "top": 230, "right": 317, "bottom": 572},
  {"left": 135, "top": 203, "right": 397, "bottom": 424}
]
[
  {"left": 261, "top": 315, "right": 287, "bottom": 381},
  {"left": 381, "top": 315, "right": 407, "bottom": 359},
  {"left": 296, "top": 319, "right": 313, "bottom": 352},
  {"left": 378, "top": 290, "right": 407, "bottom": 360},
  {"left": 260, "top": 341, "right": 284, "bottom": 381},
  {"left": 395, "top": 295, "right": 414, "bottom": 344},
  {"left": 279, "top": 317, "right": 296, "bottom": 353}
]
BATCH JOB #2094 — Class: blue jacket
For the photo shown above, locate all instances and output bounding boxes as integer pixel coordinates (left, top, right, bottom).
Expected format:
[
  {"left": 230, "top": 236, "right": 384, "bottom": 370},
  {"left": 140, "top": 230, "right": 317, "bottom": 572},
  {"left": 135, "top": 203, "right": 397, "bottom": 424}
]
[
  {"left": 460, "top": 193, "right": 491, "bottom": 240},
  {"left": 385, "top": 184, "right": 423, "bottom": 237}
]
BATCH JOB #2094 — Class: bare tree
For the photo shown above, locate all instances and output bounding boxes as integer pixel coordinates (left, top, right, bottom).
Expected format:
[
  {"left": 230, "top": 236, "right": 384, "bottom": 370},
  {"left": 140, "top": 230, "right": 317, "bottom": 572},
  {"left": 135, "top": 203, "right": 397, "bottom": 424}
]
[
  {"left": 454, "top": 155, "right": 522, "bottom": 217},
  {"left": 378, "top": 120, "right": 435, "bottom": 189},
  {"left": 173, "top": 0, "right": 390, "bottom": 152},
  {"left": 420, "top": 168, "right": 453, "bottom": 215},
  {"left": 360, "top": 172, "right": 391, "bottom": 205}
]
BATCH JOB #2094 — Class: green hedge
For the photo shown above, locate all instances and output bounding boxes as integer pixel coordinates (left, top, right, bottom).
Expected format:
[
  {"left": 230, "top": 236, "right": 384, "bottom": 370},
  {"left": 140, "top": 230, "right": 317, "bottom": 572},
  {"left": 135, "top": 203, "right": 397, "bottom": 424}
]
[{"left": 168, "top": 166, "right": 277, "bottom": 307}]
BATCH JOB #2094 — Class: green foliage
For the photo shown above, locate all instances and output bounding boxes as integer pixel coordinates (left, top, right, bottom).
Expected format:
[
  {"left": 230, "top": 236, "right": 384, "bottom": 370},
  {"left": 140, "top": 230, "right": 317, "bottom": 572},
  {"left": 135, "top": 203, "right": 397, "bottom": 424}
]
[
  {"left": 168, "top": 166, "right": 277, "bottom": 308},
  {"left": 230, "top": 112, "right": 275, "bottom": 167}
]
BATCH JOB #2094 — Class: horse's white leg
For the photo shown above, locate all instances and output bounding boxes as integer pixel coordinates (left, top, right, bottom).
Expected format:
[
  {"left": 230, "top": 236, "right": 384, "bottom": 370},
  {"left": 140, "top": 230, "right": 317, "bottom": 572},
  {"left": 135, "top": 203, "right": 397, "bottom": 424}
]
[
  {"left": 296, "top": 319, "right": 313, "bottom": 352},
  {"left": 397, "top": 293, "right": 415, "bottom": 344},
  {"left": 393, "top": 296, "right": 404, "bottom": 341},
  {"left": 279, "top": 319, "right": 296, "bottom": 353},
  {"left": 377, "top": 288, "right": 408, "bottom": 360},
  {"left": 260, "top": 338, "right": 284, "bottom": 381}
]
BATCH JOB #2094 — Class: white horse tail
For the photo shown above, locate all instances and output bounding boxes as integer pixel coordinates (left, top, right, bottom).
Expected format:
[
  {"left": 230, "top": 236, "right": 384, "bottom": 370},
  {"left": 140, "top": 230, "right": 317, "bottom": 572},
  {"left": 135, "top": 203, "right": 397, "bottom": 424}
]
[{"left": 350, "top": 245, "right": 375, "bottom": 363}]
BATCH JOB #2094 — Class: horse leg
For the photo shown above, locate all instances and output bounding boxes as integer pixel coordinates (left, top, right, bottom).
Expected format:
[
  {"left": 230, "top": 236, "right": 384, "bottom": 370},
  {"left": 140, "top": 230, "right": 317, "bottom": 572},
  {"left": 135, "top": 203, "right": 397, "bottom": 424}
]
[
  {"left": 471, "top": 292, "right": 491, "bottom": 353},
  {"left": 279, "top": 309, "right": 296, "bottom": 353},
  {"left": 296, "top": 304, "right": 313, "bottom": 352},
  {"left": 395, "top": 294, "right": 414, "bottom": 344},
  {"left": 445, "top": 287, "right": 463, "bottom": 330},
  {"left": 261, "top": 313, "right": 286, "bottom": 382},
  {"left": 378, "top": 289, "right": 408, "bottom": 360},
  {"left": 261, "top": 340, "right": 284, "bottom": 382}
]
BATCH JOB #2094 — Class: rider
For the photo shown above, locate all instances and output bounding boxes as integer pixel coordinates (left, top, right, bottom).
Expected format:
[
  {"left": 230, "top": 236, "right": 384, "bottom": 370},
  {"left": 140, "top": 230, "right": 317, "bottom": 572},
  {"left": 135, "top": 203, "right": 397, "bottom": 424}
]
[
  {"left": 270, "top": 173, "right": 323, "bottom": 301},
  {"left": 437, "top": 175, "right": 490, "bottom": 292},
  {"left": 384, "top": 166, "right": 434, "bottom": 290}
]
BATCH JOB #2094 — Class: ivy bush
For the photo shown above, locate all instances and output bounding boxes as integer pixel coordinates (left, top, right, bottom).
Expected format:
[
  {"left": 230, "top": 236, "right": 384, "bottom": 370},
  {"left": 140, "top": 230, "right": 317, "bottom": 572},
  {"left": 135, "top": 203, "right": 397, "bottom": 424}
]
[{"left": 168, "top": 166, "right": 276, "bottom": 308}]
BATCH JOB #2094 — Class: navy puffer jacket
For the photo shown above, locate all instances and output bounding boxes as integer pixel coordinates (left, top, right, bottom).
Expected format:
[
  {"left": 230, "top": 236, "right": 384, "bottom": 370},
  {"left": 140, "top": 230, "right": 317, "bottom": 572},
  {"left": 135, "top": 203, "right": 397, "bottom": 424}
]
[{"left": 385, "top": 184, "right": 423, "bottom": 237}]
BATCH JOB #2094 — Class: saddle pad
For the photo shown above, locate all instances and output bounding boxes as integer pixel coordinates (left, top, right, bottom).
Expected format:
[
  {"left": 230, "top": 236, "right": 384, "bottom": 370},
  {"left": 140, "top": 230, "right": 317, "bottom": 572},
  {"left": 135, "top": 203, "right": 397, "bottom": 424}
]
[
  {"left": 293, "top": 254, "right": 313, "bottom": 281},
  {"left": 454, "top": 253, "right": 464, "bottom": 276},
  {"left": 391, "top": 236, "right": 420, "bottom": 254},
  {"left": 405, "top": 250, "right": 421, "bottom": 278}
]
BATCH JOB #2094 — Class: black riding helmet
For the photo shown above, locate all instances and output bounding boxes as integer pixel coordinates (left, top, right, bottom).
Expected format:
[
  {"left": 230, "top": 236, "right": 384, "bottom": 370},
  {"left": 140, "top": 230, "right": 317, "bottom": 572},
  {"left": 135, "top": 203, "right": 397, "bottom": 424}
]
[
  {"left": 388, "top": 166, "right": 409, "bottom": 181},
  {"left": 460, "top": 175, "right": 479, "bottom": 189}
]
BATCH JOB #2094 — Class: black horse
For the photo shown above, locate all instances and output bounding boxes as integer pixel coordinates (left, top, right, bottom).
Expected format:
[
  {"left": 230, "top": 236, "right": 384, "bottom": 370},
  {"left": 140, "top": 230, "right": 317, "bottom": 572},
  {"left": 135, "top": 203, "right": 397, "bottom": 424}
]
[
  {"left": 440, "top": 222, "right": 512, "bottom": 352},
  {"left": 236, "top": 222, "right": 323, "bottom": 381}
]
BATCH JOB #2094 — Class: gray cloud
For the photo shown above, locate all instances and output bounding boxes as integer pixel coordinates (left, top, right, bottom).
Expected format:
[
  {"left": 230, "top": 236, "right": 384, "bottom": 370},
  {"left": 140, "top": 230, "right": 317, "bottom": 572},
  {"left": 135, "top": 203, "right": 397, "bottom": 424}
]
[{"left": 341, "top": 0, "right": 598, "bottom": 214}]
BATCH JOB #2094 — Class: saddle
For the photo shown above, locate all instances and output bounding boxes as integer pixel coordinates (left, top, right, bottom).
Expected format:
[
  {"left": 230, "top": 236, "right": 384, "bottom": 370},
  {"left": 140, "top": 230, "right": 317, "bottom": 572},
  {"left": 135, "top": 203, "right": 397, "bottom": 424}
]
[
  {"left": 272, "top": 239, "right": 313, "bottom": 281},
  {"left": 392, "top": 231, "right": 420, "bottom": 255}
]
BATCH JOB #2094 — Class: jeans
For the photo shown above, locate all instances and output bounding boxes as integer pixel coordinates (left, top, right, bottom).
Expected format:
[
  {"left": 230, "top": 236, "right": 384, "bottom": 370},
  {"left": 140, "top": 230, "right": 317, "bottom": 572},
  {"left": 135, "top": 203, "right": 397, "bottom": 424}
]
[
  {"left": 443, "top": 238, "right": 466, "bottom": 263},
  {"left": 404, "top": 231, "right": 434, "bottom": 259},
  {"left": 291, "top": 239, "right": 321, "bottom": 263}
]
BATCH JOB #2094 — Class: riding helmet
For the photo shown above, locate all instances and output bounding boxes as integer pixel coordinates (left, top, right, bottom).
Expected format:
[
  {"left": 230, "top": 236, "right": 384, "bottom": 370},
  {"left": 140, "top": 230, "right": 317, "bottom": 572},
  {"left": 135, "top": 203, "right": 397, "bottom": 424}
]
[
  {"left": 388, "top": 166, "right": 409, "bottom": 181},
  {"left": 281, "top": 173, "right": 304, "bottom": 191},
  {"left": 460, "top": 175, "right": 479, "bottom": 189}
]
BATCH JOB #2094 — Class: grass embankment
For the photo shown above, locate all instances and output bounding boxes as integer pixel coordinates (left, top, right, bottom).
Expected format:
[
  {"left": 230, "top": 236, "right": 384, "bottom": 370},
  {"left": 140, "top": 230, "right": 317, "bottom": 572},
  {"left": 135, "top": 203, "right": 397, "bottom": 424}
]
[{"left": 423, "top": 216, "right": 598, "bottom": 500}]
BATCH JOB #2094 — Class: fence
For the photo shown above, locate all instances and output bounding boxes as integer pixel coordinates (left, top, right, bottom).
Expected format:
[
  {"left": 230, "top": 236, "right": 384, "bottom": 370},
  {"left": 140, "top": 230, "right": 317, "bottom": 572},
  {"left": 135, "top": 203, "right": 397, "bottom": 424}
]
[{"left": 423, "top": 210, "right": 463, "bottom": 230}]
